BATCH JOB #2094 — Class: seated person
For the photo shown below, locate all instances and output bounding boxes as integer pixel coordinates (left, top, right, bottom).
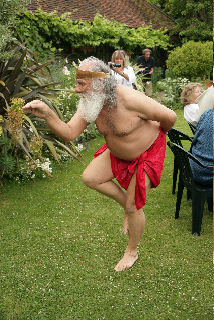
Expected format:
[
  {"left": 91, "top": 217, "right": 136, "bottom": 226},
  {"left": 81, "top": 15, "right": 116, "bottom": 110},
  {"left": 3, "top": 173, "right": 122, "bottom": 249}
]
[
  {"left": 181, "top": 82, "right": 202, "bottom": 127},
  {"left": 190, "top": 87, "right": 213, "bottom": 185},
  {"left": 108, "top": 50, "right": 136, "bottom": 88}
]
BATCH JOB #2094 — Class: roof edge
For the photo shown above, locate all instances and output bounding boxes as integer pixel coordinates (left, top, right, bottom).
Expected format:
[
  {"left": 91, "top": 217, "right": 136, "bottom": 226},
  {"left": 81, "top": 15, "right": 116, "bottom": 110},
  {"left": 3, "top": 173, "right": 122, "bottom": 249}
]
[{"left": 149, "top": 3, "right": 177, "bottom": 24}]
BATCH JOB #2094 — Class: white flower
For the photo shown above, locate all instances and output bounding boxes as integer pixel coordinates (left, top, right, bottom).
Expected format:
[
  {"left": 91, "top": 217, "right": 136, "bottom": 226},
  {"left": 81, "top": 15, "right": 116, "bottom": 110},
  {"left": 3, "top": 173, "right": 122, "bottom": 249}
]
[
  {"left": 76, "top": 144, "right": 85, "bottom": 152},
  {"left": 63, "top": 66, "right": 70, "bottom": 75}
]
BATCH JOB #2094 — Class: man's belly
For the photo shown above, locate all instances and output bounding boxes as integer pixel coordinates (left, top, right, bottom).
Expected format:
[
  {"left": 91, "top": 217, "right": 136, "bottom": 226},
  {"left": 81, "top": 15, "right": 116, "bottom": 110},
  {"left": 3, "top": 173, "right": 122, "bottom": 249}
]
[{"left": 105, "top": 122, "right": 161, "bottom": 161}]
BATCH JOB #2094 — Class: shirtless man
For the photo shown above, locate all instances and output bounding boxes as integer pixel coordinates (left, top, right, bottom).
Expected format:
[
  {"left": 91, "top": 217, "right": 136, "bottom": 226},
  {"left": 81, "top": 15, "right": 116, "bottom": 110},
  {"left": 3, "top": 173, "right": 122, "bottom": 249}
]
[{"left": 22, "top": 57, "right": 177, "bottom": 271}]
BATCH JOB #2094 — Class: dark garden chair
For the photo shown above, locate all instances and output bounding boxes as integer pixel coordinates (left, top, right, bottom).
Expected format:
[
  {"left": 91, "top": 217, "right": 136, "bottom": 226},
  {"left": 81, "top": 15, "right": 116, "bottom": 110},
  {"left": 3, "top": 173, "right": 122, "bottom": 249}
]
[
  {"left": 168, "top": 128, "right": 193, "bottom": 196},
  {"left": 167, "top": 141, "right": 213, "bottom": 236},
  {"left": 187, "top": 121, "right": 196, "bottom": 135}
]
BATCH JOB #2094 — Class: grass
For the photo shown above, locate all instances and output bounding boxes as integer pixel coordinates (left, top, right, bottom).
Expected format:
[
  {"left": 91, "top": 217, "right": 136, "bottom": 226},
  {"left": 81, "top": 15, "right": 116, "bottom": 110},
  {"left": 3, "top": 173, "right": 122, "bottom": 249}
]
[{"left": 0, "top": 110, "right": 213, "bottom": 319}]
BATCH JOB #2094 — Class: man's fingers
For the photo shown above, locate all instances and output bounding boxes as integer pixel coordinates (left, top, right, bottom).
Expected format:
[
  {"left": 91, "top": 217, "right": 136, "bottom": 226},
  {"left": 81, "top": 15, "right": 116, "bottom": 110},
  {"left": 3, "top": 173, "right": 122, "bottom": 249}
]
[{"left": 22, "top": 100, "right": 41, "bottom": 112}]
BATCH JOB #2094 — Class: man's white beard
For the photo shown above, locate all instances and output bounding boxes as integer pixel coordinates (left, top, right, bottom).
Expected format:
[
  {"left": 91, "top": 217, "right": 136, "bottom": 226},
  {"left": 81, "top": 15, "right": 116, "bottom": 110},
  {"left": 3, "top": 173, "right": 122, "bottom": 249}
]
[{"left": 77, "top": 91, "right": 105, "bottom": 123}]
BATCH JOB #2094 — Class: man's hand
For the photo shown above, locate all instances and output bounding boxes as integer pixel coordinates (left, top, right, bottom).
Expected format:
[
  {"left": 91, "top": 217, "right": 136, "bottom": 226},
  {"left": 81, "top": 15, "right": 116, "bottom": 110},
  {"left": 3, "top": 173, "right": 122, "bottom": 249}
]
[{"left": 22, "top": 100, "right": 51, "bottom": 119}]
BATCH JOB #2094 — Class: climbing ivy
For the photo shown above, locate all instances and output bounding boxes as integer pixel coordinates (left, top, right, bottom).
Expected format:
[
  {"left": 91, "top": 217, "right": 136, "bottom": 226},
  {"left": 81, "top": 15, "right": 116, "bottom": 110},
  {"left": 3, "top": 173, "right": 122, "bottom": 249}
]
[{"left": 15, "top": 9, "right": 170, "bottom": 58}]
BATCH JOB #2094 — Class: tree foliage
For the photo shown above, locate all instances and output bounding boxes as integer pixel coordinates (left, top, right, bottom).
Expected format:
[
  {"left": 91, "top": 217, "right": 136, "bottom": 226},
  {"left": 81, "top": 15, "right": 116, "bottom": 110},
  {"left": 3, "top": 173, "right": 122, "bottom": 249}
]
[
  {"left": 147, "top": 0, "right": 213, "bottom": 42},
  {"left": 0, "top": 0, "right": 30, "bottom": 60},
  {"left": 14, "top": 10, "right": 170, "bottom": 58},
  {"left": 166, "top": 41, "right": 213, "bottom": 80}
]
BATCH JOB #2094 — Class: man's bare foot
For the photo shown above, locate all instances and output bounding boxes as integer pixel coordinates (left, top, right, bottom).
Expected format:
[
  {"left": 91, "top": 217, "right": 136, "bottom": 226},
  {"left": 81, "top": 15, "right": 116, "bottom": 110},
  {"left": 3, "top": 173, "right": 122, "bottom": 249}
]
[
  {"left": 122, "top": 213, "right": 128, "bottom": 235},
  {"left": 114, "top": 250, "right": 138, "bottom": 271}
]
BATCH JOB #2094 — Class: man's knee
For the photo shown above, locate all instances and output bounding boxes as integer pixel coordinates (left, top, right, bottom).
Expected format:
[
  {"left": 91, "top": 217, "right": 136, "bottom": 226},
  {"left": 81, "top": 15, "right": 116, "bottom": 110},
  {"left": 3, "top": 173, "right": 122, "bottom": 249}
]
[
  {"left": 82, "top": 169, "right": 95, "bottom": 188},
  {"left": 125, "top": 200, "right": 137, "bottom": 215},
  {"left": 125, "top": 198, "right": 145, "bottom": 215}
]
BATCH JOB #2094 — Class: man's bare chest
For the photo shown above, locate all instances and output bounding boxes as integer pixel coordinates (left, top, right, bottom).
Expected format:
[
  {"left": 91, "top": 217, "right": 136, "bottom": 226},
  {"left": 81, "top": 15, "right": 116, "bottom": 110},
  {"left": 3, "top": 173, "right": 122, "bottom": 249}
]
[{"left": 95, "top": 108, "right": 145, "bottom": 137}]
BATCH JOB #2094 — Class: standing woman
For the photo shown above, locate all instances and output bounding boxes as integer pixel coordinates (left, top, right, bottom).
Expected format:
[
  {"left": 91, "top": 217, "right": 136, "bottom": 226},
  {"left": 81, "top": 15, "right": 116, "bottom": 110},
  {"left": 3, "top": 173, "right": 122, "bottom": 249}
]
[{"left": 108, "top": 50, "right": 136, "bottom": 88}]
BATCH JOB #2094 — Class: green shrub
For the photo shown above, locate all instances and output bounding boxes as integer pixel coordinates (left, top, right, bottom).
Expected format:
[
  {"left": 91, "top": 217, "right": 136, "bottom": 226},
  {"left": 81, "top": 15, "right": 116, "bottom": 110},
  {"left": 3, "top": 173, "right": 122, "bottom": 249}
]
[
  {"left": 151, "top": 67, "right": 164, "bottom": 92},
  {"left": 166, "top": 41, "right": 213, "bottom": 80},
  {"left": 156, "top": 77, "right": 190, "bottom": 109}
]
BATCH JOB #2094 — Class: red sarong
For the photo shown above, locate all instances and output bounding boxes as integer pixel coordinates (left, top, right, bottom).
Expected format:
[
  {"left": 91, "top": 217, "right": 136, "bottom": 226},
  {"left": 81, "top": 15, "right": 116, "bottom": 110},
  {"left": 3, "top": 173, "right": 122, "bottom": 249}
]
[{"left": 94, "top": 129, "right": 166, "bottom": 210}]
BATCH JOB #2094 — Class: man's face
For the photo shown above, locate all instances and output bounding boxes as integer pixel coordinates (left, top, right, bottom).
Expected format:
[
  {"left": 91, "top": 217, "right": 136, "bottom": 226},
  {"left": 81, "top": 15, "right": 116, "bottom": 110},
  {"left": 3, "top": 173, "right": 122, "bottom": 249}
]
[
  {"left": 75, "top": 62, "right": 95, "bottom": 94},
  {"left": 75, "top": 66, "right": 105, "bottom": 123},
  {"left": 75, "top": 79, "right": 93, "bottom": 95},
  {"left": 144, "top": 51, "right": 150, "bottom": 60}
]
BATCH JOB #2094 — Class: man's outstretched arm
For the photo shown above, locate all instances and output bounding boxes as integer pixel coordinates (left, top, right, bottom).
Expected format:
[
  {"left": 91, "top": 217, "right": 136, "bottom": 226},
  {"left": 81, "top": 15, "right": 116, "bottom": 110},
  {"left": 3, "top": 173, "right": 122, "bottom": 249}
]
[{"left": 22, "top": 100, "right": 89, "bottom": 142}]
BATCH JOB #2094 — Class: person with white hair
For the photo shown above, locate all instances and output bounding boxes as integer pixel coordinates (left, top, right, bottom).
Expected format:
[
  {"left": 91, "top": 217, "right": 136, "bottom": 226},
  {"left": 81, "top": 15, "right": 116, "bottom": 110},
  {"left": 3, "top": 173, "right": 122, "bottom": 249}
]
[
  {"left": 180, "top": 82, "right": 202, "bottom": 127},
  {"left": 22, "top": 57, "right": 177, "bottom": 271}
]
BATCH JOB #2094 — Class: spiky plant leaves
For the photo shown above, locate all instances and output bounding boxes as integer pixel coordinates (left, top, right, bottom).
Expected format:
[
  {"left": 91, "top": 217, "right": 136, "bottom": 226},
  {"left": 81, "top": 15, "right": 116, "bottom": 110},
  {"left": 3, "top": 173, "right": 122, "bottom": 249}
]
[
  {"left": 23, "top": 114, "right": 39, "bottom": 138},
  {"left": 36, "top": 93, "right": 64, "bottom": 121},
  {"left": 0, "top": 93, "right": 9, "bottom": 111},
  {"left": 44, "top": 139, "right": 61, "bottom": 168},
  {"left": 0, "top": 80, "right": 5, "bottom": 86},
  {"left": 0, "top": 39, "right": 82, "bottom": 182},
  {"left": 54, "top": 139, "right": 85, "bottom": 165}
]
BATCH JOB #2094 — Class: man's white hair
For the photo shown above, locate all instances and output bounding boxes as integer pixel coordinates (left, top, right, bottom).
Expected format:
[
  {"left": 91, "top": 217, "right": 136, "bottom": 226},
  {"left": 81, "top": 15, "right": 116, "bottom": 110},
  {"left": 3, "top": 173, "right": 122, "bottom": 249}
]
[{"left": 79, "top": 56, "right": 118, "bottom": 108}]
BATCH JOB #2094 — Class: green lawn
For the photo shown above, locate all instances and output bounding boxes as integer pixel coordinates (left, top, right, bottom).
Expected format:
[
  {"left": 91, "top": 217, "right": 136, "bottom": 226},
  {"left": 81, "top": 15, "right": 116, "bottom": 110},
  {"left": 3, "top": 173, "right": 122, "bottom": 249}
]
[{"left": 0, "top": 110, "right": 213, "bottom": 319}]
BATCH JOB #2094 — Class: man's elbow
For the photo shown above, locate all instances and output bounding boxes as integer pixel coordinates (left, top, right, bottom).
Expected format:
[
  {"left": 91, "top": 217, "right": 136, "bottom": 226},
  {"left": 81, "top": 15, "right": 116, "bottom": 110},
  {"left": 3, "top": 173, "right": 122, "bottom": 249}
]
[
  {"left": 62, "top": 124, "right": 75, "bottom": 142},
  {"left": 65, "top": 124, "right": 74, "bottom": 140},
  {"left": 171, "top": 112, "right": 177, "bottom": 126},
  {"left": 167, "top": 112, "right": 177, "bottom": 131}
]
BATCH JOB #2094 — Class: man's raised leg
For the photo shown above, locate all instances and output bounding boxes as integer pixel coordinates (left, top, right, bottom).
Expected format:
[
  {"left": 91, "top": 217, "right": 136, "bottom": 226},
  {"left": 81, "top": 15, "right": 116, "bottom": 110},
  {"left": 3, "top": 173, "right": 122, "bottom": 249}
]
[{"left": 82, "top": 148, "right": 127, "bottom": 208}]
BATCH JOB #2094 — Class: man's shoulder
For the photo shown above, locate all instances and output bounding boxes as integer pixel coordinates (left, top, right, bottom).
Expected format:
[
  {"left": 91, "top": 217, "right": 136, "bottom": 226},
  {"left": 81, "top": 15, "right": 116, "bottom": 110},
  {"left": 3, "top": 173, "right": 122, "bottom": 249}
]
[
  {"left": 117, "top": 84, "right": 144, "bottom": 103},
  {"left": 137, "top": 55, "right": 144, "bottom": 62},
  {"left": 137, "top": 55, "right": 144, "bottom": 59}
]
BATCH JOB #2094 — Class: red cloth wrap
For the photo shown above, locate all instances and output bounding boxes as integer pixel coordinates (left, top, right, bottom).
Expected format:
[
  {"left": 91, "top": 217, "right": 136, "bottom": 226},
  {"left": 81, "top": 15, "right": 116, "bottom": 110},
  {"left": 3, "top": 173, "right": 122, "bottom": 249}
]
[{"left": 94, "top": 129, "right": 166, "bottom": 210}]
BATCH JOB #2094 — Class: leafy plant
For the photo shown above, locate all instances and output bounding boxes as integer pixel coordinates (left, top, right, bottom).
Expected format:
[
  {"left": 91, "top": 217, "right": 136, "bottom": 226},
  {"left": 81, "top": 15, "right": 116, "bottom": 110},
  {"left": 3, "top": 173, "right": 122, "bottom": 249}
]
[
  {"left": 74, "top": 123, "right": 102, "bottom": 149},
  {"left": 147, "top": 0, "right": 213, "bottom": 43},
  {"left": 0, "top": 39, "right": 83, "bottom": 183},
  {"left": 14, "top": 10, "right": 170, "bottom": 59},
  {"left": 0, "top": 0, "right": 31, "bottom": 61},
  {"left": 0, "top": 136, "right": 16, "bottom": 179},
  {"left": 166, "top": 41, "right": 213, "bottom": 80},
  {"left": 128, "top": 62, "right": 147, "bottom": 93},
  {"left": 156, "top": 77, "right": 190, "bottom": 108},
  {"left": 151, "top": 67, "right": 164, "bottom": 92},
  {"left": 51, "top": 59, "right": 80, "bottom": 122}
]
